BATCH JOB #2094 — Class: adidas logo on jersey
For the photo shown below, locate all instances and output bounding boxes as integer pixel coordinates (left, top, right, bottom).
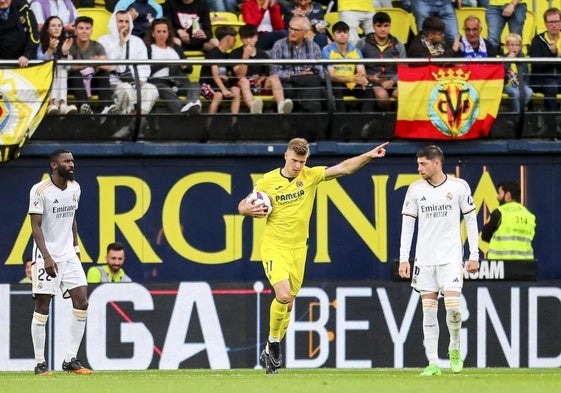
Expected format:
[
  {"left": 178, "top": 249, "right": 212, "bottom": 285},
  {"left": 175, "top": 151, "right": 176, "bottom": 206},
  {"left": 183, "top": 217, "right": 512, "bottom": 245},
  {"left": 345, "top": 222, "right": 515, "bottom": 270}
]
[{"left": 53, "top": 199, "right": 59, "bottom": 203}]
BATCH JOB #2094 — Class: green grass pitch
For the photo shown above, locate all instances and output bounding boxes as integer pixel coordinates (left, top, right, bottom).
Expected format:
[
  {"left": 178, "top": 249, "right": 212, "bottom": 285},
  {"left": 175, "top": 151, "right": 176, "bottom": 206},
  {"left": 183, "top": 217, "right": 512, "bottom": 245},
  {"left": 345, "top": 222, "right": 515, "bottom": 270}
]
[{"left": 1, "top": 369, "right": 560, "bottom": 393}]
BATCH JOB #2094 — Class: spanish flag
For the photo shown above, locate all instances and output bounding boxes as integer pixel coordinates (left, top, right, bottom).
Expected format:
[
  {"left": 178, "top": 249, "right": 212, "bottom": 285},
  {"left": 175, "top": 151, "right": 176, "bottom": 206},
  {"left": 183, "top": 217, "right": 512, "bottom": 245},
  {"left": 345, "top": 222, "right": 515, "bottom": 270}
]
[
  {"left": 396, "top": 64, "right": 504, "bottom": 139},
  {"left": 0, "top": 61, "right": 54, "bottom": 162}
]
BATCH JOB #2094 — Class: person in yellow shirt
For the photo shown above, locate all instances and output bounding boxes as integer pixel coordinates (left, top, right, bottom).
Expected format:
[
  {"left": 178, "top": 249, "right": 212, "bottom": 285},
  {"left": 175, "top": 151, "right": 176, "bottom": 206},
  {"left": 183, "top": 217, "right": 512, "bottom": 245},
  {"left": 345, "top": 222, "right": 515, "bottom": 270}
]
[
  {"left": 87, "top": 242, "right": 132, "bottom": 283},
  {"left": 238, "top": 138, "right": 388, "bottom": 374}
]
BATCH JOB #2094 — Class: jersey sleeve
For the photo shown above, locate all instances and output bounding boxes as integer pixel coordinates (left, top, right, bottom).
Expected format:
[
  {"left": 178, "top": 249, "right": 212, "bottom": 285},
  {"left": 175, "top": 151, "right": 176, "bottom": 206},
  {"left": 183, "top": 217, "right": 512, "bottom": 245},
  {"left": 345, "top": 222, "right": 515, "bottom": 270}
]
[
  {"left": 309, "top": 166, "right": 327, "bottom": 184},
  {"left": 28, "top": 185, "right": 43, "bottom": 215},
  {"left": 401, "top": 185, "right": 418, "bottom": 218},
  {"left": 460, "top": 180, "right": 476, "bottom": 214}
]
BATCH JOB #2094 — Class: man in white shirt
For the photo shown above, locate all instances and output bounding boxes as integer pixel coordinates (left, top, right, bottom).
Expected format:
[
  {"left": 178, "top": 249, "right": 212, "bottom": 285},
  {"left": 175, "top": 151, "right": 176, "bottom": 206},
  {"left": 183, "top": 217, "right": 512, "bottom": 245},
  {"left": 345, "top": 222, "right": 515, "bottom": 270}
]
[
  {"left": 398, "top": 145, "right": 480, "bottom": 376},
  {"left": 98, "top": 9, "right": 159, "bottom": 137}
]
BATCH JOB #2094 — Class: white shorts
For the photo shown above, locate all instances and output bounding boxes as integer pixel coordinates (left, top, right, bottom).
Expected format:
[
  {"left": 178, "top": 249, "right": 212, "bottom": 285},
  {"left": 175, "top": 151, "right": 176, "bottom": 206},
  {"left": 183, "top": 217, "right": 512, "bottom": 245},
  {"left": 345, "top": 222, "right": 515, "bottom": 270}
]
[
  {"left": 32, "top": 251, "right": 87, "bottom": 299},
  {"left": 410, "top": 262, "right": 464, "bottom": 294}
]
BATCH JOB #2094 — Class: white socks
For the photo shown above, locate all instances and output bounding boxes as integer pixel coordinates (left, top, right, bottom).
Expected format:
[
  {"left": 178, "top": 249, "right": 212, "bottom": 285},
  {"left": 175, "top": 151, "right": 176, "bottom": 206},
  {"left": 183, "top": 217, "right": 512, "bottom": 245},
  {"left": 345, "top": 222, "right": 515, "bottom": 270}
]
[
  {"left": 31, "top": 312, "right": 48, "bottom": 363},
  {"left": 422, "top": 298, "right": 439, "bottom": 365},
  {"left": 64, "top": 308, "right": 87, "bottom": 362},
  {"left": 445, "top": 296, "right": 462, "bottom": 350}
]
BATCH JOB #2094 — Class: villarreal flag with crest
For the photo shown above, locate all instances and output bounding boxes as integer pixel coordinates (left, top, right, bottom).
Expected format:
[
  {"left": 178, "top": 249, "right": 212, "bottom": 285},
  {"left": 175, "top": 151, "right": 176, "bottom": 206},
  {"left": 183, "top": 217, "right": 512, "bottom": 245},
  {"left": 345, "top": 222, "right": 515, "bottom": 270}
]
[
  {"left": 395, "top": 64, "right": 504, "bottom": 139},
  {"left": 0, "top": 61, "right": 54, "bottom": 162}
]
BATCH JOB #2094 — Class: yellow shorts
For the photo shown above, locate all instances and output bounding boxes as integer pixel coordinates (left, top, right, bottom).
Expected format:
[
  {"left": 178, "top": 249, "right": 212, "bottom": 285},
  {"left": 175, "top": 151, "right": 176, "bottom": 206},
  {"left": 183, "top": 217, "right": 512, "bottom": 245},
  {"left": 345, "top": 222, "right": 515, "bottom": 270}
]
[{"left": 261, "top": 245, "right": 308, "bottom": 296}]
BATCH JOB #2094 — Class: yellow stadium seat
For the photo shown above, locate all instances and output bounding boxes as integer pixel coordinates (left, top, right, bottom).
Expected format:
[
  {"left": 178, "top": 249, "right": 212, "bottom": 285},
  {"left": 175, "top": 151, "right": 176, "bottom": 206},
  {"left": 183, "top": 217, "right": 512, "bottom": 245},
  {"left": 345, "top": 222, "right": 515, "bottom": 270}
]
[
  {"left": 210, "top": 11, "right": 240, "bottom": 24},
  {"left": 374, "top": 7, "right": 412, "bottom": 44},
  {"left": 77, "top": 7, "right": 111, "bottom": 41},
  {"left": 456, "top": 7, "right": 488, "bottom": 39},
  {"left": 324, "top": 12, "right": 340, "bottom": 36},
  {"left": 211, "top": 19, "right": 245, "bottom": 51},
  {"left": 532, "top": 0, "right": 561, "bottom": 34},
  {"left": 500, "top": 10, "right": 536, "bottom": 53},
  {"left": 324, "top": 12, "right": 365, "bottom": 37},
  {"left": 409, "top": 12, "right": 417, "bottom": 35}
]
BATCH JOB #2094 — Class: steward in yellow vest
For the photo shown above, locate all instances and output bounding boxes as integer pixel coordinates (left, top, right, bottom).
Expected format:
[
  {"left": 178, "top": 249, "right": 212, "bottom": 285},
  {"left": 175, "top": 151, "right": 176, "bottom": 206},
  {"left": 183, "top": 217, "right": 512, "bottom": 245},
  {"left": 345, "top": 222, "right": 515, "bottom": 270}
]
[{"left": 481, "top": 180, "right": 535, "bottom": 260}]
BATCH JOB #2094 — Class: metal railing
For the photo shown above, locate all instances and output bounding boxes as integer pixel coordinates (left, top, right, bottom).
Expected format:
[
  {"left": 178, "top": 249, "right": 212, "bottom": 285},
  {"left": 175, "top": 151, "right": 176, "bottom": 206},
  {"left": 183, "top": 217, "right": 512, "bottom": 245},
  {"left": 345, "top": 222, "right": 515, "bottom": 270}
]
[{"left": 2, "top": 56, "right": 559, "bottom": 142}]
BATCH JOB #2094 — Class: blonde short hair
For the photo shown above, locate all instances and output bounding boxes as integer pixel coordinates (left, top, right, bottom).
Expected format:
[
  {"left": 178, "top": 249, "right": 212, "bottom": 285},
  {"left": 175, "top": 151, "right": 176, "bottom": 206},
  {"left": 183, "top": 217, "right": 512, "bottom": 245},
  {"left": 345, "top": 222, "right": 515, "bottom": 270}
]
[
  {"left": 505, "top": 33, "right": 522, "bottom": 45},
  {"left": 287, "top": 138, "right": 310, "bottom": 156}
]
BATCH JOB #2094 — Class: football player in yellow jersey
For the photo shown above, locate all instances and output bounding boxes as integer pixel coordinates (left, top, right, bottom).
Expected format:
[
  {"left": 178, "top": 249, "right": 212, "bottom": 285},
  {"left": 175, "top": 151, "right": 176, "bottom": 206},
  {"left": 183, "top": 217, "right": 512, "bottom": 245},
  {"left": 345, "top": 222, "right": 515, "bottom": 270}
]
[{"left": 238, "top": 138, "right": 388, "bottom": 374}]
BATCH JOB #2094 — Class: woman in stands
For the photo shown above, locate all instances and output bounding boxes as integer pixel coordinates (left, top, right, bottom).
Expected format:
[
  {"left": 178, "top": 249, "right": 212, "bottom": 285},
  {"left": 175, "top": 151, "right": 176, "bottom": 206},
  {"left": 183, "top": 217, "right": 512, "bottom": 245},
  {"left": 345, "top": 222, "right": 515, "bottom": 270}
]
[
  {"left": 145, "top": 18, "right": 202, "bottom": 114},
  {"left": 37, "top": 15, "right": 77, "bottom": 115},
  {"left": 241, "top": 0, "right": 287, "bottom": 50}
]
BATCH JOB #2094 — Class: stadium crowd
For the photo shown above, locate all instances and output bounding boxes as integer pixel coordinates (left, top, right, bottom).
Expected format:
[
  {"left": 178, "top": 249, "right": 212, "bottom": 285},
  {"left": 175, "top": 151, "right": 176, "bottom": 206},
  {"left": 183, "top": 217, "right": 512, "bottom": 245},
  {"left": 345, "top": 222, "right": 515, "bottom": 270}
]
[{"left": 1, "top": 0, "right": 561, "bottom": 137}]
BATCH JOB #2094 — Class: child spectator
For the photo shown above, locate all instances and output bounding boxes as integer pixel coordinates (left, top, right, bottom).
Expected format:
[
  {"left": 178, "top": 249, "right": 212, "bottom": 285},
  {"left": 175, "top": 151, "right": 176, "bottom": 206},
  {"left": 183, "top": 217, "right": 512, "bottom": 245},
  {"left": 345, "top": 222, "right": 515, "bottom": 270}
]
[
  {"left": 503, "top": 33, "right": 532, "bottom": 114},
  {"left": 200, "top": 26, "right": 241, "bottom": 121},
  {"left": 230, "top": 24, "right": 293, "bottom": 114}
]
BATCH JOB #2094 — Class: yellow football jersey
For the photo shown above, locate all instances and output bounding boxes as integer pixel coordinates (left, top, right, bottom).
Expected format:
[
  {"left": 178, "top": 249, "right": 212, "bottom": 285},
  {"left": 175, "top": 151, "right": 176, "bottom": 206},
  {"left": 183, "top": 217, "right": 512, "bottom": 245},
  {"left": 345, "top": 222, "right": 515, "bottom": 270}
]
[{"left": 255, "top": 166, "right": 326, "bottom": 248}]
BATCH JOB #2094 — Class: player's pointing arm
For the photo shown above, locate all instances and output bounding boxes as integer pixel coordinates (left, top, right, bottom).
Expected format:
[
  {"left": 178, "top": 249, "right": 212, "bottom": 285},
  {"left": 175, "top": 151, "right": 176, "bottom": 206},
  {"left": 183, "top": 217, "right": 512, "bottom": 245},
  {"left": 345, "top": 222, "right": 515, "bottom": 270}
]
[{"left": 325, "top": 141, "right": 389, "bottom": 180}]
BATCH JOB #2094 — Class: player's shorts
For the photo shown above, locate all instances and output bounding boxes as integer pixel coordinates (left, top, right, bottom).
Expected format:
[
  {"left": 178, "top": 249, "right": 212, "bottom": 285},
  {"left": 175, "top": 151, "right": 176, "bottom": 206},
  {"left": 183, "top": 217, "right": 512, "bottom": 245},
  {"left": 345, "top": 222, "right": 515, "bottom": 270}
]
[
  {"left": 32, "top": 251, "right": 87, "bottom": 298},
  {"left": 261, "top": 245, "right": 308, "bottom": 296},
  {"left": 410, "top": 262, "right": 464, "bottom": 294}
]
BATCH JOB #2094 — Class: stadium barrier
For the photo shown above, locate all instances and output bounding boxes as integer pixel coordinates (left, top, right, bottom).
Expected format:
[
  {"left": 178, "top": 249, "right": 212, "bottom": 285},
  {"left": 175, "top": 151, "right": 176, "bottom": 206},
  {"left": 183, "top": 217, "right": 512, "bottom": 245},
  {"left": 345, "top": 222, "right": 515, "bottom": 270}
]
[
  {"left": 2, "top": 280, "right": 560, "bottom": 370},
  {"left": 2, "top": 56, "right": 561, "bottom": 142}
]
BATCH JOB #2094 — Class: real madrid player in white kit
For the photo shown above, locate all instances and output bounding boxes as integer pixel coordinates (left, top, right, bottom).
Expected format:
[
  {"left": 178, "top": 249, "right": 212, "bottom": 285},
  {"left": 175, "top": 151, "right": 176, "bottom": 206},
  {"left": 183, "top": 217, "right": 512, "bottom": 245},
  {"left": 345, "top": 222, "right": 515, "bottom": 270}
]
[
  {"left": 28, "top": 150, "right": 91, "bottom": 376},
  {"left": 398, "top": 145, "right": 479, "bottom": 376}
]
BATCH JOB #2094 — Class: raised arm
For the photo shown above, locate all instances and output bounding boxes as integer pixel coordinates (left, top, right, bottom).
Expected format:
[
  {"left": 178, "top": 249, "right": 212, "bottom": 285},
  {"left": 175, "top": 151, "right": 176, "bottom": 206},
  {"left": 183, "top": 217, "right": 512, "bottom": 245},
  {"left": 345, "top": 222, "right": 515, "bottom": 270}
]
[{"left": 324, "top": 142, "right": 388, "bottom": 180}]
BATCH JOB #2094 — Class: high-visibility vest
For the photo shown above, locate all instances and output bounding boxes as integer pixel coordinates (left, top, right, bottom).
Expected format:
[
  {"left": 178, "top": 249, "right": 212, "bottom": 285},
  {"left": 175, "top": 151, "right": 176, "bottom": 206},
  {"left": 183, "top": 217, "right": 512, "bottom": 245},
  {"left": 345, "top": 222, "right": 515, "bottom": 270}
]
[
  {"left": 95, "top": 266, "right": 132, "bottom": 283},
  {"left": 487, "top": 202, "right": 536, "bottom": 260}
]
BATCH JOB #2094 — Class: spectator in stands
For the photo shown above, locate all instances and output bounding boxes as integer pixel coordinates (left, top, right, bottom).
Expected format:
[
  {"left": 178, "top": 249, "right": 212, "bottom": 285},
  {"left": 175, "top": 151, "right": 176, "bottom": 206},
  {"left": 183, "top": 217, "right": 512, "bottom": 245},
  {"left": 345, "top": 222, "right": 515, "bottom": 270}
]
[
  {"left": 459, "top": 15, "right": 498, "bottom": 58},
  {"left": 481, "top": 180, "right": 535, "bottom": 260},
  {"left": 356, "top": 11, "right": 406, "bottom": 111},
  {"left": 146, "top": 17, "right": 202, "bottom": 114},
  {"left": 529, "top": 7, "right": 561, "bottom": 137},
  {"left": 230, "top": 24, "right": 293, "bottom": 114},
  {"left": 0, "top": 0, "right": 39, "bottom": 67},
  {"left": 486, "top": 0, "right": 527, "bottom": 48},
  {"left": 322, "top": 21, "right": 373, "bottom": 112},
  {"left": 337, "top": 0, "right": 374, "bottom": 45},
  {"left": 283, "top": 0, "right": 328, "bottom": 49},
  {"left": 271, "top": 15, "right": 325, "bottom": 112},
  {"left": 241, "top": 0, "right": 287, "bottom": 51},
  {"left": 37, "top": 16, "right": 77, "bottom": 115},
  {"left": 407, "top": 16, "right": 461, "bottom": 58},
  {"left": 163, "top": 0, "right": 218, "bottom": 52},
  {"left": 87, "top": 242, "right": 133, "bottom": 283},
  {"left": 99, "top": 10, "right": 159, "bottom": 137},
  {"left": 200, "top": 25, "right": 241, "bottom": 121},
  {"left": 68, "top": 16, "right": 117, "bottom": 115},
  {"left": 502, "top": 33, "right": 532, "bottom": 115},
  {"left": 29, "top": 0, "right": 77, "bottom": 32},
  {"left": 410, "top": 0, "right": 459, "bottom": 49},
  {"left": 114, "top": 0, "right": 163, "bottom": 39}
]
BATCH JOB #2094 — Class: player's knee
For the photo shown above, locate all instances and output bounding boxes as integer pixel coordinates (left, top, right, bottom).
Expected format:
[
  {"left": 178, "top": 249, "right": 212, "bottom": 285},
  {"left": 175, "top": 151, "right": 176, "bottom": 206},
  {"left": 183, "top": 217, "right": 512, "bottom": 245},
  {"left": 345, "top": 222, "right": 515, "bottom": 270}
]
[{"left": 276, "top": 293, "right": 292, "bottom": 304}]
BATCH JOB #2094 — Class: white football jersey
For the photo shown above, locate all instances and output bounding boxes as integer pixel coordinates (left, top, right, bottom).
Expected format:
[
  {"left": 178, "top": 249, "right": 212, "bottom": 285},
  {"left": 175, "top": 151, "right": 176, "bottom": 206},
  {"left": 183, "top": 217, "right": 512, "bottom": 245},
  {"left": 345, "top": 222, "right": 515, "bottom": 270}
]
[
  {"left": 401, "top": 176, "right": 476, "bottom": 266},
  {"left": 28, "top": 177, "right": 81, "bottom": 261}
]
